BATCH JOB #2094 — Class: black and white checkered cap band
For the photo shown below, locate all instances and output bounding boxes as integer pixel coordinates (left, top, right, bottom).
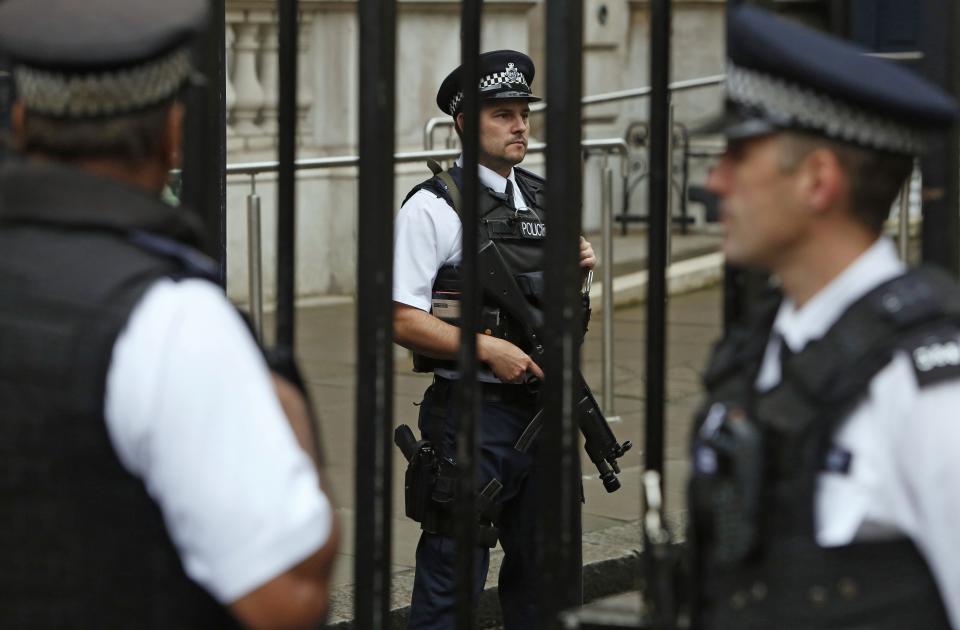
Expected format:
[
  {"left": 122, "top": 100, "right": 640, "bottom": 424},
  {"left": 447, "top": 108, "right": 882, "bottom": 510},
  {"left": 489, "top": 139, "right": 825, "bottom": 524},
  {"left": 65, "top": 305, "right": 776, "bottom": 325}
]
[
  {"left": 15, "top": 47, "right": 192, "bottom": 118},
  {"left": 448, "top": 67, "right": 531, "bottom": 115},
  {"left": 727, "top": 63, "right": 925, "bottom": 154}
]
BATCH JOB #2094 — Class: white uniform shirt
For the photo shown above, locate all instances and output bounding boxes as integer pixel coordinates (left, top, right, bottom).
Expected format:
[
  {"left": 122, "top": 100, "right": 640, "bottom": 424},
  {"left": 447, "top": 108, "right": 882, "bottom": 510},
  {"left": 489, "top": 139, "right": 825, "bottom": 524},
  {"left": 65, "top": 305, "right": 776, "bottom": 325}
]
[
  {"left": 755, "top": 237, "right": 960, "bottom": 626},
  {"left": 393, "top": 156, "right": 532, "bottom": 381},
  {"left": 104, "top": 278, "right": 332, "bottom": 604}
]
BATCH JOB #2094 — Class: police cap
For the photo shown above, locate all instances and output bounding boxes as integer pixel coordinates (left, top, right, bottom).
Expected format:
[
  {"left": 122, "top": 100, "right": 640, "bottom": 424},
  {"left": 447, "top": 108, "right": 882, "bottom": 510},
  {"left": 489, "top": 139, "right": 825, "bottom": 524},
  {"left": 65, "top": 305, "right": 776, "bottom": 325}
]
[
  {"left": 436, "top": 50, "right": 541, "bottom": 117},
  {"left": 0, "top": 0, "right": 208, "bottom": 119},
  {"left": 705, "top": 6, "right": 959, "bottom": 154}
]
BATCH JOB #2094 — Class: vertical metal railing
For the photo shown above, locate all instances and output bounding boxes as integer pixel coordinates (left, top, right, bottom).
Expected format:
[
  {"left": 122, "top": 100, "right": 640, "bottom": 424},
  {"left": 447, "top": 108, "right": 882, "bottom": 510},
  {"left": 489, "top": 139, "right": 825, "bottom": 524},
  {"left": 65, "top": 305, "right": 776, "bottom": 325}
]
[
  {"left": 897, "top": 159, "right": 922, "bottom": 262},
  {"left": 600, "top": 157, "right": 615, "bottom": 415},
  {"left": 455, "top": 2, "right": 482, "bottom": 627},
  {"left": 645, "top": 0, "right": 671, "bottom": 498},
  {"left": 898, "top": 171, "right": 911, "bottom": 261},
  {"left": 354, "top": 0, "right": 396, "bottom": 626},
  {"left": 541, "top": 0, "right": 585, "bottom": 625},
  {"left": 246, "top": 177, "right": 264, "bottom": 342},
  {"left": 664, "top": 102, "right": 675, "bottom": 268}
]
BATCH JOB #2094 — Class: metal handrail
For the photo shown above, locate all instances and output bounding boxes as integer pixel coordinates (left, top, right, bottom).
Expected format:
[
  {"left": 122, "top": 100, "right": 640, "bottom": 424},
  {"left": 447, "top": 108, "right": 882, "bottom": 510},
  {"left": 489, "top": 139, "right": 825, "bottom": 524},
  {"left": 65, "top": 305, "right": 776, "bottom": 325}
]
[
  {"left": 423, "top": 74, "right": 726, "bottom": 150},
  {"left": 226, "top": 138, "right": 629, "bottom": 177},
  {"left": 233, "top": 137, "right": 628, "bottom": 412}
]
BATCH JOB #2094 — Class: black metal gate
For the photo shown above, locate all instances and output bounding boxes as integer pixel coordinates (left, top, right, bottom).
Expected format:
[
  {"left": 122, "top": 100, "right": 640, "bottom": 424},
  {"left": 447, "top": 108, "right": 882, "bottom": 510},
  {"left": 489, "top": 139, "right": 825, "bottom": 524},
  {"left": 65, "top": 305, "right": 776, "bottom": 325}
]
[
  {"left": 176, "top": 0, "right": 960, "bottom": 627},
  {"left": 351, "top": 0, "right": 603, "bottom": 627},
  {"left": 178, "top": 0, "right": 675, "bottom": 628}
]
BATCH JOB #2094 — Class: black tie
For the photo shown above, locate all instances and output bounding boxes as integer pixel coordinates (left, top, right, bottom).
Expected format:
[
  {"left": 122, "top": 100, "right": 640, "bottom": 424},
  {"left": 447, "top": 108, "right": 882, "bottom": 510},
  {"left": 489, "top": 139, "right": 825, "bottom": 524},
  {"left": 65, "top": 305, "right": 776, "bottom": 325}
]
[
  {"left": 504, "top": 180, "right": 518, "bottom": 212},
  {"left": 779, "top": 337, "right": 795, "bottom": 376}
]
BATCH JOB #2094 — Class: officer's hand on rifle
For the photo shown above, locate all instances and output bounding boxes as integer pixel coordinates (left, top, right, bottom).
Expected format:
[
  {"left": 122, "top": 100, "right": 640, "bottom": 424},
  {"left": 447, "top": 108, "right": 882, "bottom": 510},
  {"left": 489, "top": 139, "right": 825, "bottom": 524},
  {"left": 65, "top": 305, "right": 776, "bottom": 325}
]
[
  {"left": 579, "top": 237, "right": 596, "bottom": 275},
  {"left": 478, "top": 335, "right": 544, "bottom": 384}
]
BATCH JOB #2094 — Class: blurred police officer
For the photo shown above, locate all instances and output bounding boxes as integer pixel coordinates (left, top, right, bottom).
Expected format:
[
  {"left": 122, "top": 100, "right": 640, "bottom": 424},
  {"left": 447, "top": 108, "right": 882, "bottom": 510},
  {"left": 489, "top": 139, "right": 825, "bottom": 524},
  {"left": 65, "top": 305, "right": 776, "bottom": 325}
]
[
  {"left": 393, "top": 50, "right": 595, "bottom": 629},
  {"left": 689, "top": 6, "right": 960, "bottom": 629},
  {"left": 0, "top": 1, "right": 337, "bottom": 627}
]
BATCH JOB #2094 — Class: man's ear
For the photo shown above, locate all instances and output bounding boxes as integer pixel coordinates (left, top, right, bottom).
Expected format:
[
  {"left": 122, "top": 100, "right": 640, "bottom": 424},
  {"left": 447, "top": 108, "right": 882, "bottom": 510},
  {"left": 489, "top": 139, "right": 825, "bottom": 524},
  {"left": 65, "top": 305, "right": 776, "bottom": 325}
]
[
  {"left": 455, "top": 112, "right": 464, "bottom": 135},
  {"left": 10, "top": 102, "right": 26, "bottom": 150},
  {"left": 802, "top": 148, "right": 847, "bottom": 215},
  {"left": 162, "top": 102, "right": 186, "bottom": 169}
]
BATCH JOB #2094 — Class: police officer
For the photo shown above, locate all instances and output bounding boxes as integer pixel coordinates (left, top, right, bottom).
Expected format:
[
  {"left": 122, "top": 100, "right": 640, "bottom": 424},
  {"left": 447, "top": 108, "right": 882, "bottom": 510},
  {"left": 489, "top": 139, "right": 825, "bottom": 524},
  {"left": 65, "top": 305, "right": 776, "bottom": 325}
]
[
  {"left": 0, "top": 1, "right": 337, "bottom": 627},
  {"left": 393, "top": 50, "right": 595, "bottom": 629},
  {"left": 689, "top": 6, "right": 960, "bottom": 629}
]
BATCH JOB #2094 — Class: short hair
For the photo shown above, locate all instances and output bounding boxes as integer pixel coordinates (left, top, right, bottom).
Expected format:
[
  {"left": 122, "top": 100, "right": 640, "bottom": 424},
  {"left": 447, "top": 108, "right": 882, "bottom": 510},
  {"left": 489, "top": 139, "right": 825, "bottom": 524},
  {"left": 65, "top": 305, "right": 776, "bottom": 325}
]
[
  {"left": 18, "top": 102, "right": 172, "bottom": 162},
  {"left": 777, "top": 131, "right": 914, "bottom": 234}
]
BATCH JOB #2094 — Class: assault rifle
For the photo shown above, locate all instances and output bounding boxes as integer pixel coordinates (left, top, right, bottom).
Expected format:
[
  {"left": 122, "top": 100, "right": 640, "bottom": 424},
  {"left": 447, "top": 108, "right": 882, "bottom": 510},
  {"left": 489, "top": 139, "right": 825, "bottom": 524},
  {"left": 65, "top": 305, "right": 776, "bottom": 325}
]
[{"left": 478, "top": 241, "right": 632, "bottom": 492}]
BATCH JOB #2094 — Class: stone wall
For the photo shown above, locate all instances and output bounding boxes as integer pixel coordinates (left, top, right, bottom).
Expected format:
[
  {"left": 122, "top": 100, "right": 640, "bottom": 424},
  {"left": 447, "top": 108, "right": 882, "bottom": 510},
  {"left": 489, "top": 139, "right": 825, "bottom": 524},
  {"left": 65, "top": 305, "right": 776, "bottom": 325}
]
[{"left": 222, "top": 0, "right": 726, "bottom": 304}]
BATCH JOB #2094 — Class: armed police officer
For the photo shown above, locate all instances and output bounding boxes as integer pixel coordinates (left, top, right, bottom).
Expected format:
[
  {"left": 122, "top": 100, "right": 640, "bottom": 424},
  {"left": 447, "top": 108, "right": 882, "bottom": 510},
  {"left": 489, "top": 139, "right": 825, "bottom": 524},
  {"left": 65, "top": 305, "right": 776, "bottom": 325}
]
[
  {"left": 0, "top": 1, "right": 338, "bottom": 628},
  {"left": 688, "top": 6, "right": 960, "bottom": 629},
  {"left": 393, "top": 50, "right": 595, "bottom": 629}
]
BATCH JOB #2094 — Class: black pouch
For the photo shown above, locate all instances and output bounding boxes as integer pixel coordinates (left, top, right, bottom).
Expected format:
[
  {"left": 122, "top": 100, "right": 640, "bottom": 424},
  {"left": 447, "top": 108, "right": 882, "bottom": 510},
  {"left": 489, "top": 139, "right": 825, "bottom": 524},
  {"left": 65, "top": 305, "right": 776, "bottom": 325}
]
[
  {"left": 690, "top": 401, "right": 764, "bottom": 565},
  {"left": 397, "top": 422, "right": 439, "bottom": 523},
  {"left": 431, "top": 457, "right": 458, "bottom": 510},
  {"left": 404, "top": 445, "right": 437, "bottom": 523}
]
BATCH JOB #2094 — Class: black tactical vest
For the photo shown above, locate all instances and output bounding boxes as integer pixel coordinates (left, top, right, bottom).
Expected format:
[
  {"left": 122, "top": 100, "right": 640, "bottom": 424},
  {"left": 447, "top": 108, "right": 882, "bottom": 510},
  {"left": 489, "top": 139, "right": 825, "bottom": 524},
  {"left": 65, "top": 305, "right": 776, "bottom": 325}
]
[
  {"left": 0, "top": 162, "right": 240, "bottom": 629},
  {"left": 690, "top": 267, "right": 956, "bottom": 630},
  {"left": 403, "top": 165, "right": 549, "bottom": 372}
]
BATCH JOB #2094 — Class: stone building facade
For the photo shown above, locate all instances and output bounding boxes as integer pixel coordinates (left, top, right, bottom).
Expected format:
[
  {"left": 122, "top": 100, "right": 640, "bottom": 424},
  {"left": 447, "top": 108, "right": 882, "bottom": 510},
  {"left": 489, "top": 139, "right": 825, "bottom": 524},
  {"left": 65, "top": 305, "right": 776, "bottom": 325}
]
[{"left": 222, "top": 0, "right": 726, "bottom": 304}]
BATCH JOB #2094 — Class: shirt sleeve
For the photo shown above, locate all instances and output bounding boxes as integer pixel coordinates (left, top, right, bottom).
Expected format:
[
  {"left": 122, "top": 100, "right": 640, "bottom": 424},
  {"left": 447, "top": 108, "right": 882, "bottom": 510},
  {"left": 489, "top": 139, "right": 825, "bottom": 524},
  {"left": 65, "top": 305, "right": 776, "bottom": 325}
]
[
  {"left": 104, "top": 278, "right": 332, "bottom": 604},
  {"left": 393, "top": 189, "right": 462, "bottom": 311},
  {"left": 894, "top": 360, "right": 960, "bottom": 628}
]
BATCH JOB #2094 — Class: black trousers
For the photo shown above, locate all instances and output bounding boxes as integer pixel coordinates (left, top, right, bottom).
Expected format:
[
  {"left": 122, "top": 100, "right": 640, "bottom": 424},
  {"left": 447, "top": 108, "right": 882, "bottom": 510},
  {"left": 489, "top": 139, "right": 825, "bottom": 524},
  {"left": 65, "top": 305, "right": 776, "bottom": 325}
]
[{"left": 407, "top": 379, "right": 540, "bottom": 630}]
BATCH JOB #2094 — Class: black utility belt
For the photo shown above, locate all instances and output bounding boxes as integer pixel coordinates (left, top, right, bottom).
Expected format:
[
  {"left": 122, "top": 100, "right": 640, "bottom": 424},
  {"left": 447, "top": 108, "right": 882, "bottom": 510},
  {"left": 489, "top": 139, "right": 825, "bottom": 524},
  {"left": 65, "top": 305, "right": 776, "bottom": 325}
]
[{"left": 433, "top": 375, "right": 537, "bottom": 405}]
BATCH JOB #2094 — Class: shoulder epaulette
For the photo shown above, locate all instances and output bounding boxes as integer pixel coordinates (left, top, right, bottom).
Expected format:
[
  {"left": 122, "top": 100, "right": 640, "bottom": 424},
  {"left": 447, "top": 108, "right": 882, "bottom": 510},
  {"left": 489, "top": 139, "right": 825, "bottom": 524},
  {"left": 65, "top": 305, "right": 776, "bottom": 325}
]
[{"left": 904, "top": 328, "right": 960, "bottom": 387}]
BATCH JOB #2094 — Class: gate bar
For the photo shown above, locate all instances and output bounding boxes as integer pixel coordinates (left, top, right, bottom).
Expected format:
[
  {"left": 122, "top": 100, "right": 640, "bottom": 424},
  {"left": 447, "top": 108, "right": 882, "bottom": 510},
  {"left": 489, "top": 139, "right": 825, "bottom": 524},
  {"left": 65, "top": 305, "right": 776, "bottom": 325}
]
[
  {"left": 455, "top": 1, "right": 483, "bottom": 627},
  {"left": 180, "top": 0, "right": 226, "bottom": 277},
  {"left": 541, "top": 0, "right": 585, "bottom": 624},
  {"left": 645, "top": 0, "right": 671, "bottom": 484},
  {"left": 354, "top": 0, "right": 397, "bottom": 625},
  {"left": 919, "top": 0, "right": 960, "bottom": 277},
  {"left": 275, "top": 0, "right": 298, "bottom": 350}
]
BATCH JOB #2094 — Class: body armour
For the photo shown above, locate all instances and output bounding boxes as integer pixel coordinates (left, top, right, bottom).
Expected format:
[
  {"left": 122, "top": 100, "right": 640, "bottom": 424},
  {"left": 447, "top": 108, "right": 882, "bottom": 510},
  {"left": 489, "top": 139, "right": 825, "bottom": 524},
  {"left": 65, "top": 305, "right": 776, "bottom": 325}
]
[
  {"left": 0, "top": 162, "right": 239, "bottom": 629},
  {"left": 404, "top": 165, "right": 549, "bottom": 373},
  {"left": 689, "top": 267, "right": 957, "bottom": 630}
]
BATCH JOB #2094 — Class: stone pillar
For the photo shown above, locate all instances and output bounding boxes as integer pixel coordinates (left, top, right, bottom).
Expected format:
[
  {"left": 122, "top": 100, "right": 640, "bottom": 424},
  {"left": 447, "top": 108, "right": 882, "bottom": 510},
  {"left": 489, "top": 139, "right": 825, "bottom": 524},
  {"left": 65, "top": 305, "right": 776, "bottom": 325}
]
[
  {"left": 225, "top": 21, "right": 237, "bottom": 139},
  {"left": 259, "top": 16, "right": 280, "bottom": 137},
  {"left": 232, "top": 11, "right": 267, "bottom": 136},
  {"left": 297, "top": 10, "right": 316, "bottom": 146},
  {"left": 312, "top": 8, "right": 357, "bottom": 152}
]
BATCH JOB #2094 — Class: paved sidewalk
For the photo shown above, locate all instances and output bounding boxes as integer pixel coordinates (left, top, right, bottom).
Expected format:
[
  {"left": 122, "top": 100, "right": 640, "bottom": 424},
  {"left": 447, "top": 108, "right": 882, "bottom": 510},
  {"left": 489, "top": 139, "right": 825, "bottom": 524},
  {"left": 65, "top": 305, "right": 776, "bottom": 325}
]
[{"left": 271, "top": 228, "right": 726, "bottom": 626}]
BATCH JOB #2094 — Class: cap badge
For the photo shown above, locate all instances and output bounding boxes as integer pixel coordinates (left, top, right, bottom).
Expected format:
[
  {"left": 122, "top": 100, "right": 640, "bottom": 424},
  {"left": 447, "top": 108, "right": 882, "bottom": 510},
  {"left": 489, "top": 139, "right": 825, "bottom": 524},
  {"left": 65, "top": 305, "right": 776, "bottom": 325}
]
[{"left": 504, "top": 62, "right": 522, "bottom": 85}]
